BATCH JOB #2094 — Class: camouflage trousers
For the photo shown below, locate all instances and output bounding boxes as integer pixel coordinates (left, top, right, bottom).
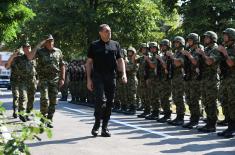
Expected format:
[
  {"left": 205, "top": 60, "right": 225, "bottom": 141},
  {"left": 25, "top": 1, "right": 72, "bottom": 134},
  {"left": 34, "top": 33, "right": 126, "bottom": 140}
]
[
  {"left": 137, "top": 78, "right": 148, "bottom": 109},
  {"left": 172, "top": 75, "right": 185, "bottom": 115},
  {"left": 39, "top": 79, "right": 59, "bottom": 119},
  {"left": 115, "top": 78, "right": 128, "bottom": 107},
  {"left": 147, "top": 78, "right": 171, "bottom": 113},
  {"left": 11, "top": 81, "right": 19, "bottom": 111},
  {"left": 69, "top": 81, "right": 79, "bottom": 99},
  {"left": 26, "top": 77, "right": 37, "bottom": 113},
  {"left": 201, "top": 78, "right": 218, "bottom": 121},
  {"left": 185, "top": 79, "right": 201, "bottom": 119},
  {"left": 220, "top": 76, "right": 235, "bottom": 121},
  {"left": 218, "top": 79, "right": 229, "bottom": 120},
  {"left": 18, "top": 82, "right": 27, "bottom": 113},
  {"left": 126, "top": 76, "right": 138, "bottom": 108}
]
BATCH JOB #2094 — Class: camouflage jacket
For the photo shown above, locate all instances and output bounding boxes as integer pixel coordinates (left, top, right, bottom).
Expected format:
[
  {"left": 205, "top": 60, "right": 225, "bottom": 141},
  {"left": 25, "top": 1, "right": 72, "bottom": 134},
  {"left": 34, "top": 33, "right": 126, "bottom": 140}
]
[
  {"left": 36, "top": 47, "right": 64, "bottom": 81},
  {"left": 12, "top": 54, "right": 36, "bottom": 82}
]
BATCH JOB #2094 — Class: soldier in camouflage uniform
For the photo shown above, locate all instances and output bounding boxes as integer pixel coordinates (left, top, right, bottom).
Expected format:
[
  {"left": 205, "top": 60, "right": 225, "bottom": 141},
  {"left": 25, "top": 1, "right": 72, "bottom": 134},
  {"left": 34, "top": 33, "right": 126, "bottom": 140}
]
[
  {"left": 6, "top": 43, "right": 37, "bottom": 122},
  {"left": 136, "top": 43, "right": 151, "bottom": 118},
  {"left": 6, "top": 50, "right": 21, "bottom": 118},
  {"left": 166, "top": 36, "right": 186, "bottom": 124},
  {"left": 144, "top": 41, "right": 163, "bottom": 120},
  {"left": 217, "top": 28, "right": 235, "bottom": 138},
  {"left": 197, "top": 31, "right": 220, "bottom": 133},
  {"left": 156, "top": 40, "right": 172, "bottom": 122},
  {"left": 124, "top": 47, "right": 139, "bottom": 115},
  {"left": 180, "top": 33, "right": 203, "bottom": 128},
  {"left": 29, "top": 34, "right": 65, "bottom": 128}
]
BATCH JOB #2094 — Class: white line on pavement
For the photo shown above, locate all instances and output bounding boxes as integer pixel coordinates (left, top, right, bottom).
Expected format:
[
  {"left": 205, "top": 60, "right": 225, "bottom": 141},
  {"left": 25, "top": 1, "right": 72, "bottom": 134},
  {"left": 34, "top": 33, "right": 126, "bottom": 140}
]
[{"left": 63, "top": 107, "right": 173, "bottom": 139}]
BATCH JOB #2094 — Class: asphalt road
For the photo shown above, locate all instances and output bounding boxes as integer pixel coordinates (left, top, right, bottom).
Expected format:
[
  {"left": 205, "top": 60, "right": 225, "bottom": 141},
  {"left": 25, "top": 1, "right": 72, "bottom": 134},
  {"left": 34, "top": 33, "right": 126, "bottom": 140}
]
[{"left": 1, "top": 89, "right": 235, "bottom": 155}]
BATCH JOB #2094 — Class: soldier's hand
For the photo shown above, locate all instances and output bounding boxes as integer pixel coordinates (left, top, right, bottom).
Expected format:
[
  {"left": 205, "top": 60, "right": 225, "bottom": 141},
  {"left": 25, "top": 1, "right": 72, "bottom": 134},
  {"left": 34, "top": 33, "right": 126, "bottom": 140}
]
[
  {"left": 87, "top": 79, "right": 94, "bottom": 91},
  {"left": 196, "top": 48, "right": 204, "bottom": 55},
  {"left": 59, "top": 79, "right": 65, "bottom": 88},
  {"left": 166, "top": 51, "right": 172, "bottom": 57},
  {"left": 121, "top": 74, "right": 127, "bottom": 84},
  {"left": 12, "top": 50, "right": 19, "bottom": 58},
  {"left": 217, "top": 45, "right": 226, "bottom": 54}
]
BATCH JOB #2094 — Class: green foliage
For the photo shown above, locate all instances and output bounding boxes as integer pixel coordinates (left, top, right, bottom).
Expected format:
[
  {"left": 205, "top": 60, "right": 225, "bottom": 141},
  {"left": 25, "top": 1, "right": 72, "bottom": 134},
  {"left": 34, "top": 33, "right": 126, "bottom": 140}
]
[
  {"left": 21, "top": 0, "right": 180, "bottom": 60},
  {"left": 179, "top": 0, "right": 235, "bottom": 36},
  {"left": 0, "top": 102, "right": 52, "bottom": 155},
  {"left": 0, "top": 0, "right": 35, "bottom": 43}
]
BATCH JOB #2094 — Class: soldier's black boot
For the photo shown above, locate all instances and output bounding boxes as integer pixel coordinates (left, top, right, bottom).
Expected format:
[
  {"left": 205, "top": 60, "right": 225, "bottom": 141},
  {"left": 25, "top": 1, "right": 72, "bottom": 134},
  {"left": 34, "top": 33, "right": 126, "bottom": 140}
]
[
  {"left": 101, "top": 120, "right": 111, "bottom": 137},
  {"left": 46, "top": 115, "right": 54, "bottom": 128},
  {"left": 168, "top": 114, "right": 184, "bottom": 126},
  {"left": 198, "top": 119, "right": 216, "bottom": 133},
  {"left": 182, "top": 115, "right": 199, "bottom": 129},
  {"left": 13, "top": 109, "right": 17, "bottom": 118},
  {"left": 91, "top": 119, "right": 100, "bottom": 137},
  {"left": 157, "top": 112, "right": 171, "bottom": 123},
  {"left": 137, "top": 107, "right": 151, "bottom": 118},
  {"left": 124, "top": 104, "right": 136, "bottom": 115},
  {"left": 217, "top": 119, "right": 235, "bottom": 138},
  {"left": 19, "top": 114, "right": 27, "bottom": 122},
  {"left": 145, "top": 110, "right": 159, "bottom": 120},
  {"left": 217, "top": 117, "right": 229, "bottom": 126}
]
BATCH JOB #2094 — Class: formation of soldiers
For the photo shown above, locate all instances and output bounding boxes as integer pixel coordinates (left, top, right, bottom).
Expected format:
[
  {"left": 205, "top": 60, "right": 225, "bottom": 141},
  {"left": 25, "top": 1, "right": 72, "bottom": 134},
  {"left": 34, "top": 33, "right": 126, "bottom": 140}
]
[
  {"left": 6, "top": 29, "right": 235, "bottom": 138},
  {"left": 112, "top": 28, "right": 235, "bottom": 139},
  {"left": 59, "top": 59, "right": 95, "bottom": 104}
]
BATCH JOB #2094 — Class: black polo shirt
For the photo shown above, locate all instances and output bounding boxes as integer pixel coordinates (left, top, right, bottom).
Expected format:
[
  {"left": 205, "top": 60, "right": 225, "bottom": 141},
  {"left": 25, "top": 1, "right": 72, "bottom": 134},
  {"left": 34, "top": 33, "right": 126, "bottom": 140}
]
[{"left": 87, "top": 39, "right": 122, "bottom": 75}]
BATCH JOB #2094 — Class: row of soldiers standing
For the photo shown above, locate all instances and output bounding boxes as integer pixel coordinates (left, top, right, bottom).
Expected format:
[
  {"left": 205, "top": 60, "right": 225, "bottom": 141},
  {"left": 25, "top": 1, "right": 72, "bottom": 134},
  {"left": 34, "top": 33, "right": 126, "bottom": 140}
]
[
  {"left": 60, "top": 59, "right": 95, "bottom": 104},
  {"left": 113, "top": 28, "right": 235, "bottom": 139}
]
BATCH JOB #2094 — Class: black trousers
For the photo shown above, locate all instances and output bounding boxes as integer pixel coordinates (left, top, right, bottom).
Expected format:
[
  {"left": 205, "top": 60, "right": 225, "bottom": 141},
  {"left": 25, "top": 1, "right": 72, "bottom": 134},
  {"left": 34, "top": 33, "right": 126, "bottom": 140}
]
[{"left": 92, "top": 72, "right": 116, "bottom": 123}]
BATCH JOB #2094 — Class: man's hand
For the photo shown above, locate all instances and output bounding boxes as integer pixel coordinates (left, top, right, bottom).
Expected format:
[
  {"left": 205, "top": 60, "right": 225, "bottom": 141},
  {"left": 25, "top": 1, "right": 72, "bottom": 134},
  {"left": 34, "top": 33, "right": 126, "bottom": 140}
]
[
  {"left": 143, "top": 55, "right": 149, "bottom": 61},
  {"left": 217, "top": 45, "right": 228, "bottom": 56},
  {"left": 166, "top": 51, "right": 172, "bottom": 57},
  {"left": 196, "top": 48, "right": 204, "bottom": 55},
  {"left": 121, "top": 74, "right": 127, "bottom": 84},
  {"left": 59, "top": 79, "right": 65, "bottom": 88},
  {"left": 87, "top": 79, "right": 94, "bottom": 91}
]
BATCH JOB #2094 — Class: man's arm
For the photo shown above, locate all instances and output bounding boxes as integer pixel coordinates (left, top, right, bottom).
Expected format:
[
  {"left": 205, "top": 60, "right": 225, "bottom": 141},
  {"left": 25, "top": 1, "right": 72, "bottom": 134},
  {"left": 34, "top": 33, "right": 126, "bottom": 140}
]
[
  {"left": 28, "top": 40, "right": 46, "bottom": 60},
  {"left": 218, "top": 45, "right": 235, "bottom": 67},
  {"left": 5, "top": 51, "right": 19, "bottom": 69},
  {"left": 117, "top": 58, "right": 127, "bottom": 83},
  {"left": 85, "top": 58, "right": 94, "bottom": 91}
]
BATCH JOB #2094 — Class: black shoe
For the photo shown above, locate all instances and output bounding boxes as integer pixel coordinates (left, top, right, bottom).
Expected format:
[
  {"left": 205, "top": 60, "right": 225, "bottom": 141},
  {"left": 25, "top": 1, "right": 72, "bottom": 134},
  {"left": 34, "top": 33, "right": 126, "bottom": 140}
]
[
  {"left": 13, "top": 112, "right": 18, "bottom": 118},
  {"left": 145, "top": 112, "right": 159, "bottom": 120},
  {"left": 137, "top": 110, "right": 150, "bottom": 118},
  {"left": 91, "top": 121, "right": 100, "bottom": 137},
  {"left": 168, "top": 115, "right": 184, "bottom": 126},
  {"left": 25, "top": 116, "right": 31, "bottom": 121},
  {"left": 182, "top": 121, "right": 198, "bottom": 129},
  {"left": 101, "top": 128, "right": 111, "bottom": 137},
  {"left": 157, "top": 114, "right": 171, "bottom": 123},
  {"left": 217, "top": 128, "right": 234, "bottom": 138},
  {"left": 217, "top": 119, "right": 228, "bottom": 126},
  {"left": 198, "top": 124, "right": 216, "bottom": 133},
  {"left": 19, "top": 115, "right": 27, "bottom": 122},
  {"left": 47, "top": 122, "right": 54, "bottom": 128}
]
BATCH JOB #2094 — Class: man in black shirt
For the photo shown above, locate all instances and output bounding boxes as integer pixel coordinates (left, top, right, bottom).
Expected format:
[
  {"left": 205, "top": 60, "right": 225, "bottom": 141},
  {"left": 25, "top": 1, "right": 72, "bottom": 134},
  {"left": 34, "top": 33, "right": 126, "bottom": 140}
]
[{"left": 86, "top": 24, "right": 127, "bottom": 137}]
